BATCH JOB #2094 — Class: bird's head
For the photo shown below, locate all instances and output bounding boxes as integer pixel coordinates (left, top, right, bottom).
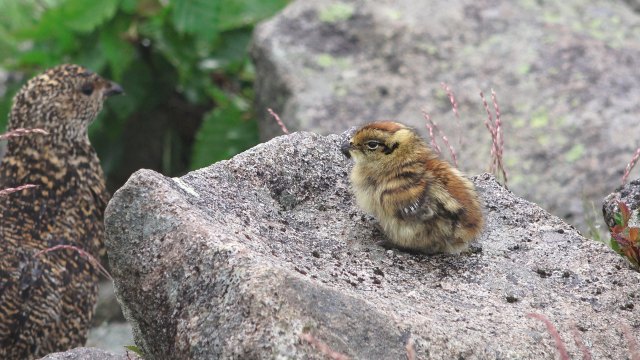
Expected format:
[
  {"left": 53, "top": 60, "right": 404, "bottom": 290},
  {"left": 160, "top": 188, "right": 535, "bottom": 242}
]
[
  {"left": 8, "top": 64, "right": 123, "bottom": 142},
  {"left": 341, "top": 121, "right": 428, "bottom": 167}
]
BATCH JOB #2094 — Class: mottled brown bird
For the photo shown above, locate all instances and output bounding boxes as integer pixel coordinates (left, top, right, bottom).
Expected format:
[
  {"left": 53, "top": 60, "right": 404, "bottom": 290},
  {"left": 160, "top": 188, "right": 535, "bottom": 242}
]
[
  {"left": 341, "top": 121, "right": 483, "bottom": 254},
  {"left": 0, "top": 64, "right": 122, "bottom": 359}
]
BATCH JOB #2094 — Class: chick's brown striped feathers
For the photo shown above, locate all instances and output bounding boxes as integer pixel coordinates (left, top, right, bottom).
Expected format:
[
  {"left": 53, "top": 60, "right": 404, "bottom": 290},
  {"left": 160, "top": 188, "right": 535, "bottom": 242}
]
[
  {"left": 341, "top": 121, "right": 483, "bottom": 254},
  {"left": 0, "top": 64, "right": 122, "bottom": 359}
]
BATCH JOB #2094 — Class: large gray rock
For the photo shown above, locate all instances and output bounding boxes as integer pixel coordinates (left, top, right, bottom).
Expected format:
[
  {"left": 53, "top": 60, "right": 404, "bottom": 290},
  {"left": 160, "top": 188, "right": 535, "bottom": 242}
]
[
  {"left": 105, "top": 131, "right": 640, "bottom": 359},
  {"left": 38, "top": 347, "right": 128, "bottom": 360},
  {"left": 251, "top": 0, "right": 640, "bottom": 235},
  {"left": 603, "top": 178, "right": 640, "bottom": 229}
]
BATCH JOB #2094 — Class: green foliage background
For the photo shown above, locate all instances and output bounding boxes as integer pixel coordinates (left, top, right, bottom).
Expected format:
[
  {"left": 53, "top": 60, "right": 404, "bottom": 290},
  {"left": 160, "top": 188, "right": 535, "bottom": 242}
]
[{"left": 0, "top": 0, "right": 287, "bottom": 190}]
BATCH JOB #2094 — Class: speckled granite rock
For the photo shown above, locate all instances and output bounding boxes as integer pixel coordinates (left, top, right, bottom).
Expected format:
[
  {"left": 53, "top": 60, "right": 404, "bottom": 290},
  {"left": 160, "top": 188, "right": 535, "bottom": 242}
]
[
  {"left": 603, "top": 178, "right": 640, "bottom": 229},
  {"left": 38, "top": 347, "right": 129, "bottom": 360},
  {"left": 105, "top": 131, "right": 640, "bottom": 359},
  {"left": 250, "top": 0, "right": 640, "bottom": 236}
]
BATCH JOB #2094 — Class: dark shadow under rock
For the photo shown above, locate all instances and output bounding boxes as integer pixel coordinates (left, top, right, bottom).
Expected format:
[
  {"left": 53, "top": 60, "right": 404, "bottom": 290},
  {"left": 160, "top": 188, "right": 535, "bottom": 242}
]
[{"left": 105, "top": 132, "right": 640, "bottom": 359}]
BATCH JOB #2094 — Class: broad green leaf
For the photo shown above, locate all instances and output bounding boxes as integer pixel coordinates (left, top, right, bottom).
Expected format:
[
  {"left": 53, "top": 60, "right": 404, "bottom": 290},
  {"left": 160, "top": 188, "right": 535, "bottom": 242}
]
[
  {"left": 120, "top": 0, "right": 139, "bottom": 13},
  {"left": 170, "top": 0, "right": 219, "bottom": 40},
  {"left": 74, "top": 35, "right": 109, "bottom": 72},
  {"left": 217, "top": 0, "right": 289, "bottom": 31},
  {"left": 124, "top": 345, "right": 144, "bottom": 356},
  {"left": 190, "top": 98, "right": 258, "bottom": 169},
  {"left": 610, "top": 237, "right": 621, "bottom": 253},
  {"left": 61, "top": 0, "right": 120, "bottom": 33},
  {"left": 0, "top": 0, "right": 40, "bottom": 32},
  {"left": 204, "top": 29, "right": 252, "bottom": 69},
  {"left": 0, "top": 81, "right": 23, "bottom": 131},
  {"left": 614, "top": 212, "right": 623, "bottom": 227},
  {"left": 99, "top": 21, "right": 136, "bottom": 81}
]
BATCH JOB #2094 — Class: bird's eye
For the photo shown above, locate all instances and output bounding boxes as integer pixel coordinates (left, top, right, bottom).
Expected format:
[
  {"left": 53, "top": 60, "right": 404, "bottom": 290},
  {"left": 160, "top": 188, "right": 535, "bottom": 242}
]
[
  {"left": 80, "top": 83, "right": 94, "bottom": 96},
  {"left": 365, "top": 141, "right": 380, "bottom": 150}
]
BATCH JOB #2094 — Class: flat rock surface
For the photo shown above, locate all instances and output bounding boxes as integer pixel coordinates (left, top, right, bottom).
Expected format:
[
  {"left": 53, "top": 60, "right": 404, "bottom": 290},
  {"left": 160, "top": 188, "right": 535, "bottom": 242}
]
[
  {"left": 105, "top": 132, "right": 640, "bottom": 359},
  {"left": 251, "top": 0, "right": 640, "bottom": 235},
  {"left": 39, "top": 347, "right": 128, "bottom": 360}
]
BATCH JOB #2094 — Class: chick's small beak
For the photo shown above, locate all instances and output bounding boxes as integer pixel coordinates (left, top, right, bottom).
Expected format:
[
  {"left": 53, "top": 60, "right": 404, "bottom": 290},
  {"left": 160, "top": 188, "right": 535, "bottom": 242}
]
[
  {"left": 104, "top": 81, "right": 124, "bottom": 97},
  {"left": 340, "top": 140, "right": 352, "bottom": 158}
]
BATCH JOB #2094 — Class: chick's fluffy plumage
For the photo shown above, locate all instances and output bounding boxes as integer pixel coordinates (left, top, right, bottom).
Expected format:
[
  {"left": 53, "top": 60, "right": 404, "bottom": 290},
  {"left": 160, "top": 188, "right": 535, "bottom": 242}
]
[
  {"left": 0, "top": 64, "right": 121, "bottom": 359},
  {"left": 342, "top": 121, "right": 483, "bottom": 254}
]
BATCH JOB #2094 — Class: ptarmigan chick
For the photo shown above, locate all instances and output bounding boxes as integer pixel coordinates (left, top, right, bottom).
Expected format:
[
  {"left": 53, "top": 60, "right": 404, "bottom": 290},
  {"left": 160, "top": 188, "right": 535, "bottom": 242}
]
[
  {"left": 341, "top": 121, "right": 483, "bottom": 254},
  {"left": 0, "top": 64, "right": 122, "bottom": 359}
]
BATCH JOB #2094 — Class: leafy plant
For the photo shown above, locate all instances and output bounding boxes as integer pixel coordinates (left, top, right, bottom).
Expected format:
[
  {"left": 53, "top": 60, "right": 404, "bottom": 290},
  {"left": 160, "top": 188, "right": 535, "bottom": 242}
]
[
  {"left": 0, "top": 0, "right": 288, "bottom": 189},
  {"left": 124, "top": 344, "right": 144, "bottom": 357},
  {"left": 609, "top": 201, "right": 640, "bottom": 269}
]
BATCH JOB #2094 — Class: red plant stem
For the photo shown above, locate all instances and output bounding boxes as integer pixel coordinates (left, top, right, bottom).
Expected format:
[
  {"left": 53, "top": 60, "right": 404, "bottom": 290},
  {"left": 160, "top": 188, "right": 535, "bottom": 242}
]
[
  {"left": 267, "top": 108, "right": 289, "bottom": 135},
  {"left": 571, "top": 324, "right": 592, "bottom": 360},
  {"left": 300, "top": 333, "right": 350, "bottom": 360},
  {"left": 0, "top": 128, "right": 48, "bottom": 140},
  {"left": 440, "top": 82, "right": 462, "bottom": 147},
  {"left": 34, "top": 244, "right": 112, "bottom": 280},
  {"left": 622, "top": 147, "right": 640, "bottom": 186},
  {"left": 421, "top": 109, "right": 458, "bottom": 167},
  {"left": 527, "top": 313, "right": 570, "bottom": 360},
  {"left": 405, "top": 336, "right": 417, "bottom": 360},
  {"left": 621, "top": 322, "right": 640, "bottom": 360},
  {"left": 422, "top": 111, "right": 442, "bottom": 155},
  {"left": 480, "top": 90, "right": 508, "bottom": 187},
  {"left": 0, "top": 184, "right": 38, "bottom": 197}
]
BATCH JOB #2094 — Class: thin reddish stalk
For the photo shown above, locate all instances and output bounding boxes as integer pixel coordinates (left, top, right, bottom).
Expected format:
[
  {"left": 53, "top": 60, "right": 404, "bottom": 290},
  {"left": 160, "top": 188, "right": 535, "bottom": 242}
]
[
  {"left": 405, "top": 336, "right": 417, "bottom": 360},
  {"left": 0, "top": 128, "right": 48, "bottom": 140},
  {"left": 571, "top": 324, "right": 592, "bottom": 360},
  {"left": 422, "top": 109, "right": 458, "bottom": 167},
  {"left": 34, "top": 244, "right": 112, "bottom": 280},
  {"left": 300, "top": 333, "right": 350, "bottom": 360},
  {"left": 622, "top": 147, "right": 640, "bottom": 186},
  {"left": 267, "top": 108, "right": 289, "bottom": 135},
  {"left": 0, "top": 184, "right": 38, "bottom": 197},
  {"left": 527, "top": 313, "right": 569, "bottom": 360},
  {"left": 440, "top": 82, "right": 462, "bottom": 147},
  {"left": 480, "top": 90, "right": 508, "bottom": 187},
  {"left": 422, "top": 111, "right": 442, "bottom": 155},
  {"left": 622, "top": 322, "right": 640, "bottom": 360}
]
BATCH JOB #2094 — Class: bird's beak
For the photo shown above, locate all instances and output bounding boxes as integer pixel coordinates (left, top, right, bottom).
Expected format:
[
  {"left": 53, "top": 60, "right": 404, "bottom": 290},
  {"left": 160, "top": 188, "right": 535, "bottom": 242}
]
[
  {"left": 104, "top": 81, "right": 124, "bottom": 97},
  {"left": 340, "top": 140, "right": 352, "bottom": 158}
]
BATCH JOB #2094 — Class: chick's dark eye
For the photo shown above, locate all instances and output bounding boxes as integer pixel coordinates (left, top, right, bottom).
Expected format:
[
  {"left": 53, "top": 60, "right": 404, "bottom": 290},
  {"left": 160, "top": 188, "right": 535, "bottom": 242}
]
[
  {"left": 365, "top": 141, "right": 380, "bottom": 150},
  {"left": 80, "top": 83, "right": 94, "bottom": 96}
]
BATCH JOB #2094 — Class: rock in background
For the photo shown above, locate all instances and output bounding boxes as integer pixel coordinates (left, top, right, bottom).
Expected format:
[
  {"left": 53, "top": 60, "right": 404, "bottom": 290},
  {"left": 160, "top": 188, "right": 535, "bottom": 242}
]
[
  {"left": 603, "top": 178, "right": 640, "bottom": 228},
  {"left": 251, "top": 0, "right": 640, "bottom": 236},
  {"left": 105, "top": 131, "right": 640, "bottom": 359}
]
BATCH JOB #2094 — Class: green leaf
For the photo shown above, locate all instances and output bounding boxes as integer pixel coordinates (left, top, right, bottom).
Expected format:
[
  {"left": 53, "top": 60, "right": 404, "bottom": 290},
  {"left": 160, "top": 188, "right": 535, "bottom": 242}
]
[
  {"left": 124, "top": 345, "right": 144, "bottom": 356},
  {"left": 120, "top": 0, "right": 138, "bottom": 13},
  {"left": 61, "top": 0, "right": 120, "bottom": 33},
  {"left": 0, "top": 81, "right": 23, "bottom": 131},
  {"left": 99, "top": 20, "right": 136, "bottom": 81},
  {"left": 610, "top": 237, "right": 621, "bottom": 253},
  {"left": 619, "top": 201, "right": 631, "bottom": 227},
  {"left": 190, "top": 97, "right": 258, "bottom": 169},
  {"left": 204, "top": 29, "right": 252, "bottom": 69},
  {"left": 614, "top": 212, "right": 624, "bottom": 227},
  {"left": 217, "top": 0, "right": 289, "bottom": 31},
  {"left": 170, "top": 0, "right": 219, "bottom": 40}
]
